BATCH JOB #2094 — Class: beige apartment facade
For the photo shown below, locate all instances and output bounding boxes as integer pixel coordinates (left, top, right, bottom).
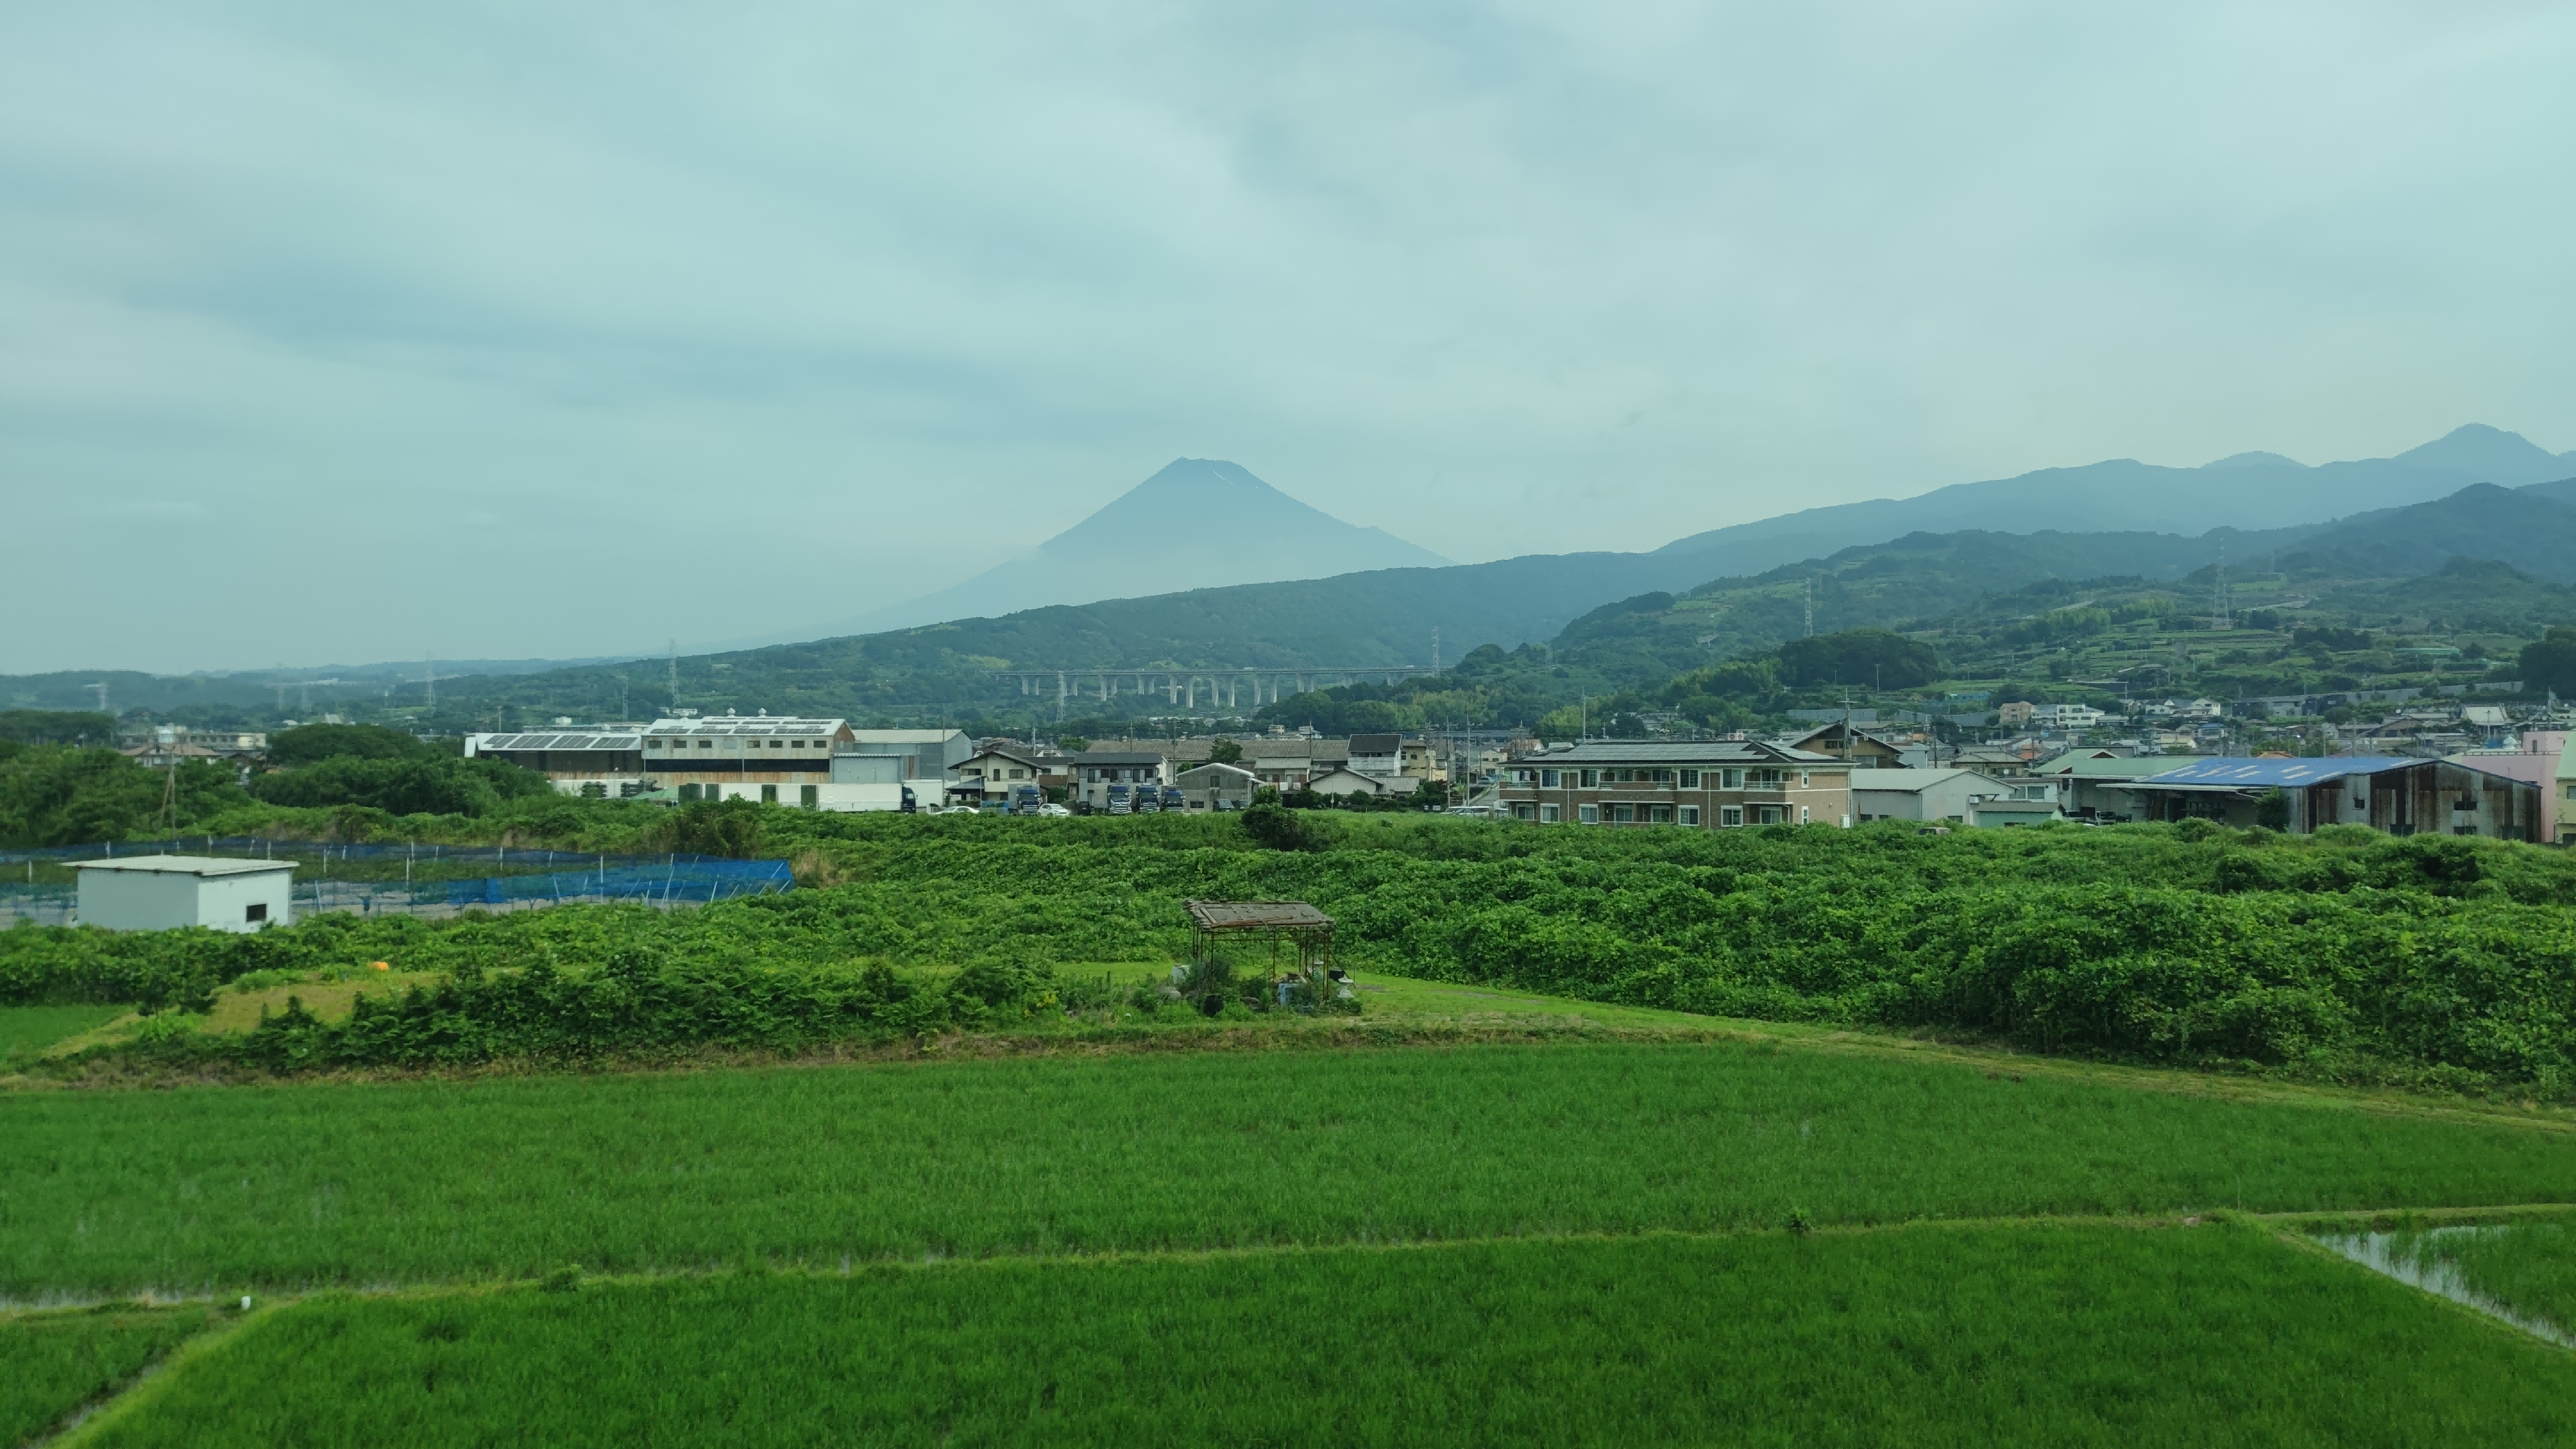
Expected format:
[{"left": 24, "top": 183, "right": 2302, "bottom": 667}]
[{"left": 1498, "top": 741, "right": 1852, "bottom": 828}]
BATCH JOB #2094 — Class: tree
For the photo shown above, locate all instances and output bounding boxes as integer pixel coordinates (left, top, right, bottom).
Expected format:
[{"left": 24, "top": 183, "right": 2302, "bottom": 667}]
[
  {"left": 2254, "top": 788, "right": 2290, "bottom": 831},
  {"left": 1775, "top": 629, "right": 1940, "bottom": 690},
  {"left": 1241, "top": 799, "right": 1319, "bottom": 851},
  {"left": 2520, "top": 627, "right": 2576, "bottom": 698},
  {"left": 267, "top": 722, "right": 439, "bottom": 767},
  {"left": 1208, "top": 736, "right": 1243, "bottom": 765}
]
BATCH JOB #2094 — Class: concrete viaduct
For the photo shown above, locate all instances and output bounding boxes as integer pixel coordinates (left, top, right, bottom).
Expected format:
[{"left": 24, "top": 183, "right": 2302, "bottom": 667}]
[{"left": 993, "top": 666, "right": 1445, "bottom": 714}]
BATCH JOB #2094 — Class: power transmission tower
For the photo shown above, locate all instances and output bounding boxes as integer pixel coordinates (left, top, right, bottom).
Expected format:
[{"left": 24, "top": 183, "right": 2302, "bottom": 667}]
[
  {"left": 1432, "top": 626, "right": 1441, "bottom": 672},
  {"left": 88, "top": 682, "right": 107, "bottom": 716},
  {"left": 1804, "top": 578, "right": 1814, "bottom": 639},
  {"left": 2212, "top": 540, "right": 2232, "bottom": 631},
  {"left": 424, "top": 653, "right": 437, "bottom": 709},
  {"left": 667, "top": 640, "right": 680, "bottom": 708}
]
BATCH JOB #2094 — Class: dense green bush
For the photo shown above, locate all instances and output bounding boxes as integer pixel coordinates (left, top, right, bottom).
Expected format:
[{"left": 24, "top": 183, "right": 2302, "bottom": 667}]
[
  {"left": 13, "top": 812, "right": 2576, "bottom": 1090},
  {"left": 248, "top": 755, "right": 554, "bottom": 817}
]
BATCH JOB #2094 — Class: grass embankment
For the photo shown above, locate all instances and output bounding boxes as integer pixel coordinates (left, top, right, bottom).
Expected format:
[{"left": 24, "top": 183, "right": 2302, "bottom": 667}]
[
  {"left": 73, "top": 1224, "right": 2576, "bottom": 1448},
  {"left": 0, "top": 1303, "right": 218, "bottom": 1446},
  {"left": 0, "top": 1004, "right": 123, "bottom": 1064},
  {"left": 11, "top": 1040, "right": 2576, "bottom": 1297}
]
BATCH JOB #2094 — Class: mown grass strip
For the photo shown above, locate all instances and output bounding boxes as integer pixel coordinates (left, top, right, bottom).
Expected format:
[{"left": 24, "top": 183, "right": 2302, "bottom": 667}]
[
  {"left": 11, "top": 1040, "right": 2576, "bottom": 1297},
  {"left": 67, "top": 1224, "right": 2576, "bottom": 1449},
  {"left": 0, "top": 1303, "right": 218, "bottom": 1447}
]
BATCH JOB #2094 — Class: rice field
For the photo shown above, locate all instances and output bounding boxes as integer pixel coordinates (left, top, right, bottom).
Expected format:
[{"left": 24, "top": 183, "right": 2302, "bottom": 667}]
[
  {"left": 69, "top": 1224, "right": 2576, "bottom": 1448},
  {"left": 0, "top": 1303, "right": 218, "bottom": 1446},
  {"left": 2374, "top": 1212, "right": 2576, "bottom": 1338},
  {"left": 9, "top": 1040, "right": 2576, "bottom": 1297}
]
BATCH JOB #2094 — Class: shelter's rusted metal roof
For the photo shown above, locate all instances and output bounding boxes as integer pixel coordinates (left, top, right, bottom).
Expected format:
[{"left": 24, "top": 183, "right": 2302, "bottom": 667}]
[{"left": 1185, "top": 900, "right": 1334, "bottom": 931}]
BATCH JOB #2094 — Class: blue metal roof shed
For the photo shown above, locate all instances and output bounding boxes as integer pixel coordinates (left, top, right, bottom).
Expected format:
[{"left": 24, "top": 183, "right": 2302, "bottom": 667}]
[{"left": 2137, "top": 757, "right": 2417, "bottom": 788}]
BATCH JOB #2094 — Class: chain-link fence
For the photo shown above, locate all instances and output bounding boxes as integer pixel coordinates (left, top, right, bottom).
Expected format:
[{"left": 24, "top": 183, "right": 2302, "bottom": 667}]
[{"left": 0, "top": 837, "right": 792, "bottom": 927}]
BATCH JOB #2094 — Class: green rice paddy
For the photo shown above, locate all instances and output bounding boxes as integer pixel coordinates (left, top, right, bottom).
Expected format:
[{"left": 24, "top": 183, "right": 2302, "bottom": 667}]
[
  {"left": 70, "top": 1225, "right": 2576, "bottom": 1448},
  {"left": 2381, "top": 1212, "right": 2576, "bottom": 1338},
  {"left": 10, "top": 1042, "right": 2576, "bottom": 1297},
  {"left": 0, "top": 1303, "right": 216, "bottom": 1446}
]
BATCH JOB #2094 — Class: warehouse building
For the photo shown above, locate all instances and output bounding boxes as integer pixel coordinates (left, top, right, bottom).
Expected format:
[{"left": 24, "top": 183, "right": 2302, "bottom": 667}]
[
  {"left": 642, "top": 713, "right": 856, "bottom": 804},
  {"left": 465, "top": 729, "right": 649, "bottom": 797},
  {"left": 2120, "top": 756, "right": 2548, "bottom": 841}
]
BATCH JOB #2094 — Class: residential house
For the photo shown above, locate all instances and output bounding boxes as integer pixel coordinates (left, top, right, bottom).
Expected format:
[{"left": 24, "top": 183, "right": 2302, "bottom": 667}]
[
  {"left": 1069, "top": 751, "right": 1170, "bottom": 812},
  {"left": 1305, "top": 766, "right": 1394, "bottom": 799},
  {"left": 1499, "top": 741, "right": 1852, "bottom": 828},
  {"left": 1781, "top": 720, "right": 1908, "bottom": 766},
  {"left": 954, "top": 744, "right": 1049, "bottom": 801},
  {"left": 1175, "top": 762, "right": 1260, "bottom": 812}
]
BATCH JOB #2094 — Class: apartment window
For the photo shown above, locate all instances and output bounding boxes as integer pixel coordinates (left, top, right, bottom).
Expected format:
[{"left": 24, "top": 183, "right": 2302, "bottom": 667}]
[
  {"left": 2565, "top": 784, "right": 2575, "bottom": 801},
  {"left": 1541, "top": 768, "right": 1560, "bottom": 788},
  {"left": 1757, "top": 805, "right": 1785, "bottom": 825},
  {"left": 1720, "top": 768, "right": 1744, "bottom": 789},
  {"left": 1748, "top": 769, "right": 1780, "bottom": 788},
  {"left": 1513, "top": 802, "right": 1537, "bottom": 821},
  {"left": 1649, "top": 805, "right": 1674, "bottom": 824},
  {"left": 1581, "top": 769, "right": 1600, "bottom": 788},
  {"left": 680, "top": 784, "right": 703, "bottom": 801},
  {"left": 244, "top": 902, "right": 267, "bottom": 924},
  {"left": 761, "top": 785, "right": 779, "bottom": 804},
  {"left": 1801, "top": 772, "right": 1810, "bottom": 787},
  {"left": 1679, "top": 806, "right": 1700, "bottom": 826},
  {"left": 1679, "top": 769, "right": 1699, "bottom": 788},
  {"left": 1800, "top": 806, "right": 1811, "bottom": 823},
  {"left": 800, "top": 785, "right": 818, "bottom": 807},
  {"left": 1719, "top": 806, "right": 1743, "bottom": 827},
  {"left": 1611, "top": 803, "right": 1635, "bottom": 823},
  {"left": 1579, "top": 804, "right": 1601, "bottom": 824},
  {"left": 1541, "top": 804, "right": 1561, "bottom": 823}
]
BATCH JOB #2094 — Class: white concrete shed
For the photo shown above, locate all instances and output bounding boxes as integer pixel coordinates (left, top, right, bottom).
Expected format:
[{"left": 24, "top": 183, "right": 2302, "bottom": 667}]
[{"left": 74, "top": 856, "right": 297, "bottom": 932}]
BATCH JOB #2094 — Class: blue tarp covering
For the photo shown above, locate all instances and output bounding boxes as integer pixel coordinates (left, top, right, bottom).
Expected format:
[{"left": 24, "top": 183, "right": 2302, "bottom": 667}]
[{"left": 2138, "top": 757, "right": 2418, "bottom": 788}]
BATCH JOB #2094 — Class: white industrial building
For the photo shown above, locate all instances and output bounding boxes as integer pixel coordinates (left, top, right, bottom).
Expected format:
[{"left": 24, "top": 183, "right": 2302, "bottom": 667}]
[{"left": 75, "top": 856, "right": 296, "bottom": 932}]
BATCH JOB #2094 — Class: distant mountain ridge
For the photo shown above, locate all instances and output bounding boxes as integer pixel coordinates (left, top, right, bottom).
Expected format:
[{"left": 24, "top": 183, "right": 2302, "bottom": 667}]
[
  {"left": 818, "top": 458, "right": 1448, "bottom": 639},
  {"left": 1648, "top": 424, "right": 2575, "bottom": 582}
]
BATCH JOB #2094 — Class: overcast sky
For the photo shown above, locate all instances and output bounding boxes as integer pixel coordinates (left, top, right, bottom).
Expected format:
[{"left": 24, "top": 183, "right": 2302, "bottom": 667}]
[{"left": 4, "top": 2, "right": 2571, "bottom": 674}]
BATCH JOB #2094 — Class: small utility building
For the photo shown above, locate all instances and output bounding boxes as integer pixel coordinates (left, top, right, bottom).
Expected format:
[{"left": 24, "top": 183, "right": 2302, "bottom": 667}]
[{"left": 75, "top": 856, "right": 296, "bottom": 932}]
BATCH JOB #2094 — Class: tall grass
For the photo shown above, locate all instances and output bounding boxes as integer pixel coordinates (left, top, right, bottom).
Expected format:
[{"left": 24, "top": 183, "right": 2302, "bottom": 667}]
[
  {"left": 77, "top": 1226, "right": 2576, "bottom": 1448},
  {"left": 9, "top": 1042, "right": 2575, "bottom": 1296}
]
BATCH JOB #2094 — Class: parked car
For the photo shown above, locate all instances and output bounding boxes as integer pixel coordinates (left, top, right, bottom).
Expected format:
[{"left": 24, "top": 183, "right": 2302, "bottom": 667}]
[{"left": 1036, "top": 802, "right": 1071, "bottom": 817}]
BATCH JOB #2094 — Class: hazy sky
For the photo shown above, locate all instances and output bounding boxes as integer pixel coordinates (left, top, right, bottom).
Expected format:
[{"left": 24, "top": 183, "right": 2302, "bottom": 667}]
[{"left": 4, "top": 2, "right": 2571, "bottom": 674}]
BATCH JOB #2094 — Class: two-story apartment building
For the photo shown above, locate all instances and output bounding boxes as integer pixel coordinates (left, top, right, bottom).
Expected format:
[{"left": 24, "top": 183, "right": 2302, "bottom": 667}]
[
  {"left": 1497, "top": 741, "right": 1852, "bottom": 828},
  {"left": 1069, "top": 751, "right": 1171, "bottom": 811}
]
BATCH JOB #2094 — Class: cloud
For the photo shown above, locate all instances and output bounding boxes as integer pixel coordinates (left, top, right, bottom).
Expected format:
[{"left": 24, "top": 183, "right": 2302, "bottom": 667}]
[{"left": 0, "top": 1, "right": 2570, "bottom": 671}]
